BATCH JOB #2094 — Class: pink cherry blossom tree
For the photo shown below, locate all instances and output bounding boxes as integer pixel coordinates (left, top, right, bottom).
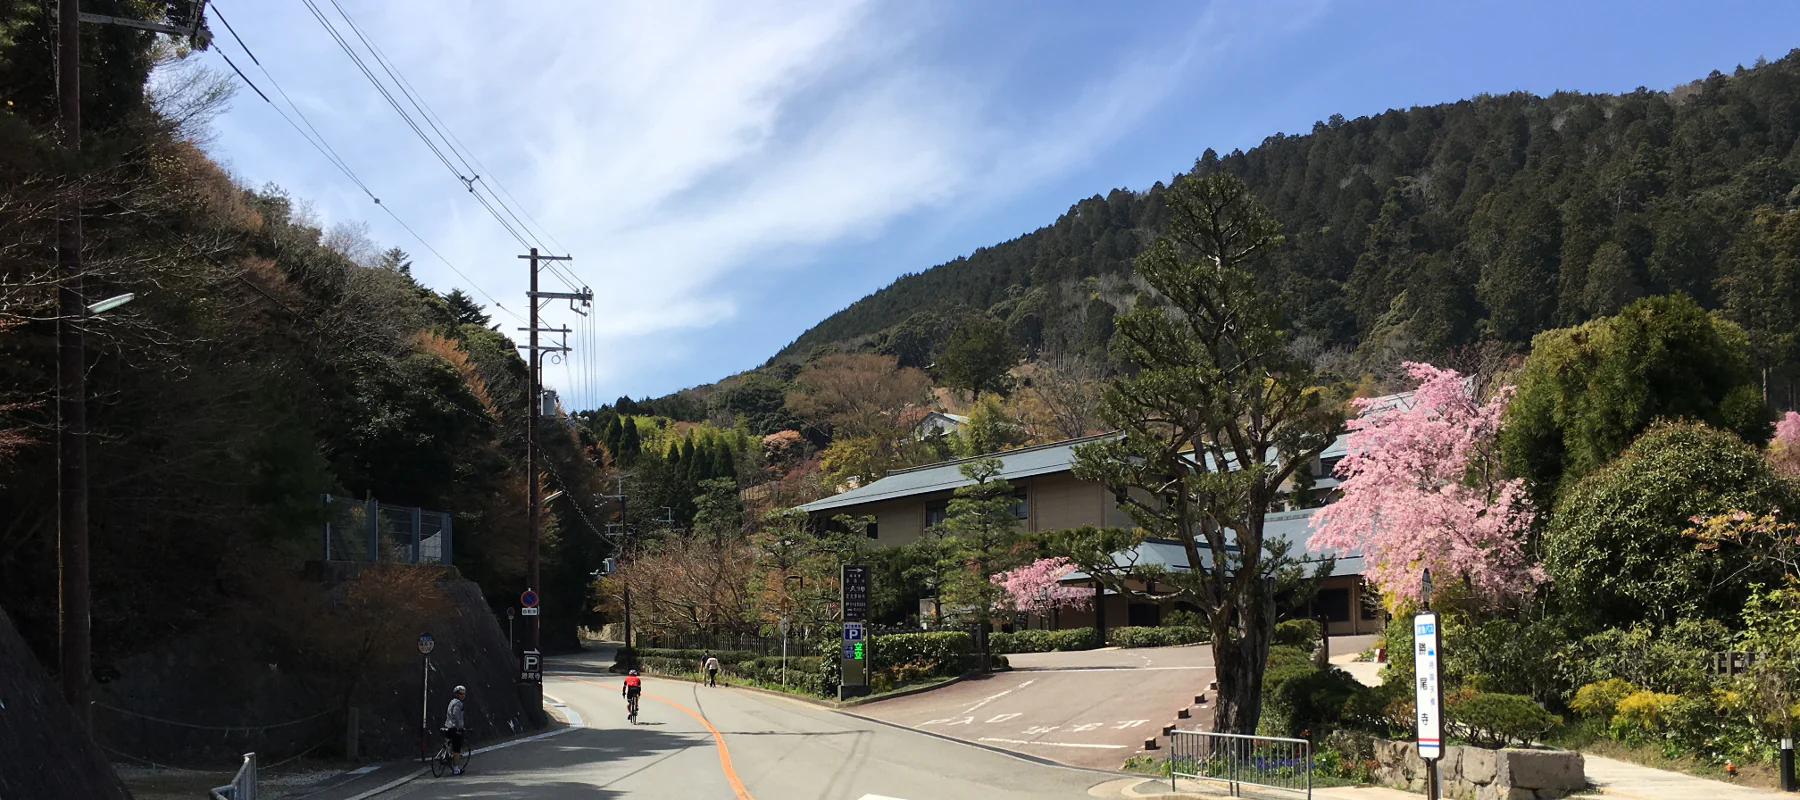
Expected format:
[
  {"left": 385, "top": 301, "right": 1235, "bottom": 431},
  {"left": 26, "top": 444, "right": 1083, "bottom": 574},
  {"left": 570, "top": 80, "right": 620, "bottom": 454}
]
[
  {"left": 1310, "top": 362, "right": 1541, "bottom": 608},
  {"left": 992, "top": 557, "right": 1095, "bottom": 613},
  {"left": 1769, "top": 411, "right": 1800, "bottom": 477}
]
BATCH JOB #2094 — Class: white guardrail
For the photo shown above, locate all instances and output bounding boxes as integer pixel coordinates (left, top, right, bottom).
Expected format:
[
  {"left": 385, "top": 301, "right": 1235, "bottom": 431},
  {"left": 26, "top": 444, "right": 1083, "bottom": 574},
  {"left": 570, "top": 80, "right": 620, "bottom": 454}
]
[{"left": 208, "top": 753, "right": 256, "bottom": 800}]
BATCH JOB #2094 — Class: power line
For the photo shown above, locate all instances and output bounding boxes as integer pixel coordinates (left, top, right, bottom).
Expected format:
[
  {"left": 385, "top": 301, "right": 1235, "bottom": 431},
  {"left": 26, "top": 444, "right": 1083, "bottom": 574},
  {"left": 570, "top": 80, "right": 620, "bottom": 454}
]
[{"left": 209, "top": 1, "right": 523, "bottom": 322}]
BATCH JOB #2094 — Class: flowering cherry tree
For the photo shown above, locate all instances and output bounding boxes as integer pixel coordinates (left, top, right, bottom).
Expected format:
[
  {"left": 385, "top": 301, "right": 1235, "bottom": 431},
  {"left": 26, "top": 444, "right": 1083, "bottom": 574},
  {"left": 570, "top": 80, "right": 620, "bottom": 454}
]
[
  {"left": 1770, "top": 411, "right": 1800, "bottom": 477},
  {"left": 1311, "top": 362, "right": 1541, "bottom": 607},
  {"left": 992, "top": 557, "right": 1095, "bottom": 613}
]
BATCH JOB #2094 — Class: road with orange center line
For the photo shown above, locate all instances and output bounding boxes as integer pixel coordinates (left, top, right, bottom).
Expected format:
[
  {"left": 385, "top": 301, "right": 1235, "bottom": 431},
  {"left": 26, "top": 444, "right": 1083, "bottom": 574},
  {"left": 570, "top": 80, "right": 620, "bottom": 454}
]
[{"left": 374, "top": 646, "right": 1134, "bottom": 800}]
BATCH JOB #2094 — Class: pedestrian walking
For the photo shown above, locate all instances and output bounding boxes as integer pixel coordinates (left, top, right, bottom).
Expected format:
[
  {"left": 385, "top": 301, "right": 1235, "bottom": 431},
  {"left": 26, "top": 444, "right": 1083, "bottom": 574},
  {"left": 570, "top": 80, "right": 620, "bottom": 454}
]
[{"left": 704, "top": 652, "right": 721, "bottom": 687}]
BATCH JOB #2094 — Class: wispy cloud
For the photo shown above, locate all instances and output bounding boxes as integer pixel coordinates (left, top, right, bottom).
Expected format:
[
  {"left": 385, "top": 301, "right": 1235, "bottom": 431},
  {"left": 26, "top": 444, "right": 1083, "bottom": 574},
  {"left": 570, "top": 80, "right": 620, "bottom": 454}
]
[{"left": 205, "top": 0, "right": 1322, "bottom": 405}]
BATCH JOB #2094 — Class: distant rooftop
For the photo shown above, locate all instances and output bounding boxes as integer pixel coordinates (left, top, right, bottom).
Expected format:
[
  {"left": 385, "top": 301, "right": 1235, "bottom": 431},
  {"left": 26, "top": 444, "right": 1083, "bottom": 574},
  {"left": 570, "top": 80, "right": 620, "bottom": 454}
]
[{"left": 797, "top": 433, "right": 1116, "bottom": 513}]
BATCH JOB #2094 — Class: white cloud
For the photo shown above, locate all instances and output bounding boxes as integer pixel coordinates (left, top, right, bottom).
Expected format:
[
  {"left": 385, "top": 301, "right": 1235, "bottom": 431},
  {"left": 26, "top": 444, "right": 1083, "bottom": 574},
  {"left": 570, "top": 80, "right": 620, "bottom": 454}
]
[{"left": 206, "top": 0, "right": 1296, "bottom": 405}]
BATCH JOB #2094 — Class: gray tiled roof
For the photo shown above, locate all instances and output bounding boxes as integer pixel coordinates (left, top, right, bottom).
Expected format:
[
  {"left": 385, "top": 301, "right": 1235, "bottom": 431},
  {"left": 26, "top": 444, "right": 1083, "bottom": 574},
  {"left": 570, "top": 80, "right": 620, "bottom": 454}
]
[
  {"left": 797, "top": 433, "right": 1117, "bottom": 513},
  {"left": 1060, "top": 507, "right": 1364, "bottom": 580}
]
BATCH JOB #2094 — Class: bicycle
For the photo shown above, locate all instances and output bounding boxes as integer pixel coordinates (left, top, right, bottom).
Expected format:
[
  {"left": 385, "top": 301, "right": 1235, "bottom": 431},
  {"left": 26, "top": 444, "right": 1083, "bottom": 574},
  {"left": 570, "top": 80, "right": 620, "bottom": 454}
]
[
  {"left": 429, "top": 730, "right": 473, "bottom": 778},
  {"left": 626, "top": 693, "right": 639, "bottom": 724}
]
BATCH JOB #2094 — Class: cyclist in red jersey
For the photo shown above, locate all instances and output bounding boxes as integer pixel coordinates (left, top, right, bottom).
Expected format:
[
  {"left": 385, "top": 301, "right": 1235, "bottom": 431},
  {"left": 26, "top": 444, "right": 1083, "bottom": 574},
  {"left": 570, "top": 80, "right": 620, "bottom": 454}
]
[{"left": 622, "top": 669, "right": 643, "bottom": 723}]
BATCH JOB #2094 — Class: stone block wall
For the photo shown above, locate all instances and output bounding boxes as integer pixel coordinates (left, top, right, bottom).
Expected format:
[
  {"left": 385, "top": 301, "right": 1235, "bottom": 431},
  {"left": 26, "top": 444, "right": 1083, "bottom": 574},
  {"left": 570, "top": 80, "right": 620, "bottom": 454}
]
[{"left": 1372, "top": 738, "right": 1586, "bottom": 800}]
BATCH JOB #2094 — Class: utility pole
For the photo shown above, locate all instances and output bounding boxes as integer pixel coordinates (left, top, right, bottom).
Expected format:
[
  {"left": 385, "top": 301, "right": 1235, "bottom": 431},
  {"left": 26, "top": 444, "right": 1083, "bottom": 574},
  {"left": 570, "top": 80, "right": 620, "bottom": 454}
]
[
  {"left": 56, "top": 0, "right": 90, "bottom": 725},
  {"left": 598, "top": 476, "right": 630, "bottom": 650},
  {"left": 53, "top": 0, "right": 206, "bottom": 729},
  {"left": 516, "top": 248, "right": 587, "bottom": 660}
]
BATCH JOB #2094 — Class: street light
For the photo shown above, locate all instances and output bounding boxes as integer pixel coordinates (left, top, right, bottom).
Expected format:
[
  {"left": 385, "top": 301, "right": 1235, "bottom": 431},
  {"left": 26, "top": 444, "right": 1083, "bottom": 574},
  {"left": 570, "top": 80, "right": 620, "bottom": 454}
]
[{"left": 86, "top": 293, "right": 134, "bottom": 315}]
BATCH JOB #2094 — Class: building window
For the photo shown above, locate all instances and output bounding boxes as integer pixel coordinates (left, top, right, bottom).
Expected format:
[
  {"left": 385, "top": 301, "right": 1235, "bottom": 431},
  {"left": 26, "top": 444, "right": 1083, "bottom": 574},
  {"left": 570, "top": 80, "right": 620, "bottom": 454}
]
[
  {"left": 1128, "top": 603, "right": 1162, "bottom": 627},
  {"left": 1012, "top": 489, "right": 1029, "bottom": 520},
  {"left": 1317, "top": 588, "right": 1351, "bottom": 622},
  {"left": 866, "top": 521, "right": 879, "bottom": 540},
  {"left": 925, "top": 500, "right": 949, "bottom": 529},
  {"left": 1319, "top": 455, "right": 1345, "bottom": 478}
]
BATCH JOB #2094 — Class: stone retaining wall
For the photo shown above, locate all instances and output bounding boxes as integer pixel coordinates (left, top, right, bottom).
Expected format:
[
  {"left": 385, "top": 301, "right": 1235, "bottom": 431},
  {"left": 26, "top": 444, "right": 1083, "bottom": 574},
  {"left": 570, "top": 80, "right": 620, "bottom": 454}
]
[{"left": 1373, "top": 738, "right": 1585, "bottom": 800}]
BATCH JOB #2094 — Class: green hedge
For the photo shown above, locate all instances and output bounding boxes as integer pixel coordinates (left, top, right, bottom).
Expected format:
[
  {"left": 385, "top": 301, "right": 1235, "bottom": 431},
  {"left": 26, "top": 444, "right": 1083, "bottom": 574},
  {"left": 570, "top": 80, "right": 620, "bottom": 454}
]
[
  {"left": 1273, "top": 619, "right": 1321, "bottom": 648},
  {"left": 1448, "top": 692, "right": 1561, "bottom": 748},
  {"left": 872, "top": 631, "right": 969, "bottom": 677},
  {"left": 1109, "top": 625, "right": 1209, "bottom": 648},
  {"left": 990, "top": 628, "right": 1099, "bottom": 654}
]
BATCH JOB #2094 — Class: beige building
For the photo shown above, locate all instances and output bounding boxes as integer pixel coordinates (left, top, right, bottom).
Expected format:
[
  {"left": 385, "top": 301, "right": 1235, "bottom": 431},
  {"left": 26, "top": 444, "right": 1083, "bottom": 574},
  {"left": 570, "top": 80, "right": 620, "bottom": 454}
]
[{"left": 798, "top": 433, "right": 1385, "bottom": 636}]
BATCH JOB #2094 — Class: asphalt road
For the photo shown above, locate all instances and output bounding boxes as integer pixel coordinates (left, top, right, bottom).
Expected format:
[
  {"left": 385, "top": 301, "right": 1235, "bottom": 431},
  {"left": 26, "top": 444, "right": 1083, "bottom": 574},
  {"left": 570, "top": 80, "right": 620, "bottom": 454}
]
[
  {"left": 853, "top": 645, "right": 1217, "bottom": 770},
  {"left": 379, "top": 650, "right": 1122, "bottom": 800},
  {"left": 853, "top": 636, "right": 1380, "bottom": 771}
]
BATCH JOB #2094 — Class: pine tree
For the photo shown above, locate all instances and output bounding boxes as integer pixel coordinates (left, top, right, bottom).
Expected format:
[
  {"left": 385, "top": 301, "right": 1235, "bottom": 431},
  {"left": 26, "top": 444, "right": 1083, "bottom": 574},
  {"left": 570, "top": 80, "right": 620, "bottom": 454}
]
[
  {"left": 444, "top": 289, "right": 491, "bottom": 327},
  {"left": 617, "top": 418, "right": 641, "bottom": 465}
]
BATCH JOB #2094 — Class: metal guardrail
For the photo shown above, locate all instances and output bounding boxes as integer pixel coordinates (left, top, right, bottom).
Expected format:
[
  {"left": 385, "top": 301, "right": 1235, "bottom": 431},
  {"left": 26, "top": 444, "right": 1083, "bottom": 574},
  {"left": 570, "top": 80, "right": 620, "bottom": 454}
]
[
  {"left": 322, "top": 494, "right": 453, "bottom": 565},
  {"left": 1168, "top": 730, "right": 1311, "bottom": 798},
  {"left": 208, "top": 753, "right": 256, "bottom": 800}
]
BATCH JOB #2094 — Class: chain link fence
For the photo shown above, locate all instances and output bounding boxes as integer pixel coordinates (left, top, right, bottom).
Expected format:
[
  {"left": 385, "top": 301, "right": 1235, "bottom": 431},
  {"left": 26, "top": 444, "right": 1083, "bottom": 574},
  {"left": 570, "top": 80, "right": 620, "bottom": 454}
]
[
  {"left": 639, "top": 633, "right": 785, "bottom": 656},
  {"left": 321, "top": 494, "right": 453, "bottom": 565}
]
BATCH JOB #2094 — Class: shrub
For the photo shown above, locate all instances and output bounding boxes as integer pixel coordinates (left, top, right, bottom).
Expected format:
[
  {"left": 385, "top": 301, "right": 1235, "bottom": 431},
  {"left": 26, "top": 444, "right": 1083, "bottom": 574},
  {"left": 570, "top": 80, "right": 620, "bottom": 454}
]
[
  {"left": 1343, "top": 680, "right": 1408, "bottom": 737},
  {"left": 1109, "top": 625, "right": 1208, "bottom": 648},
  {"left": 1274, "top": 619, "right": 1321, "bottom": 648},
  {"left": 1165, "top": 610, "right": 1206, "bottom": 628},
  {"left": 1570, "top": 679, "right": 1638, "bottom": 719},
  {"left": 872, "top": 631, "right": 969, "bottom": 677},
  {"left": 1262, "top": 666, "right": 1361, "bottom": 738},
  {"left": 1611, "top": 690, "right": 1681, "bottom": 740},
  {"left": 989, "top": 627, "right": 1098, "bottom": 654},
  {"left": 1448, "top": 691, "right": 1562, "bottom": 748}
]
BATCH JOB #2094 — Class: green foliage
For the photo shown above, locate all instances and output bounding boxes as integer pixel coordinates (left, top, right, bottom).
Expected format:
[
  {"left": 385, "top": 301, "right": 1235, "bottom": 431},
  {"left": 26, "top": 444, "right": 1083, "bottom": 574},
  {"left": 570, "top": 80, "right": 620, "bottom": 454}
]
[
  {"left": 1564, "top": 619, "right": 1728, "bottom": 695},
  {"left": 1273, "top": 619, "right": 1321, "bottom": 648},
  {"left": 1262, "top": 665, "right": 1361, "bottom": 738},
  {"left": 949, "top": 394, "right": 1028, "bottom": 457},
  {"left": 988, "top": 627, "right": 1098, "bottom": 654},
  {"left": 1502, "top": 295, "right": 1771, "bottom": 503},
  {"left": 936, "top": 314, "right": 1017, "bottom": 397},
  {"left": 1543, "top": 422, "right": 1789, "bottom": 628},
  {"left": 870, "top": 631, "right": 970, "bottom": 677},
  {"left": 710, "top": 372, "right": 799, "bottom": 435},
  {"left": 1108, "top": 626, "right": 1209, "bottom": 648},
  {"left": 1447, "top": 692, "right": 1562, "bottom": 749},
  {"left": 1734, "top": 584, "right": 1800, "bottom": 735},
  {"left": 1570, "top": 679, "right": 1638, "bottom": 719},
  {"left": 1444, "top": 615, "right": 1573, "bottom": 704},
  {"left": 932, "top": 459, "right": 1027, "bottom": 627}
]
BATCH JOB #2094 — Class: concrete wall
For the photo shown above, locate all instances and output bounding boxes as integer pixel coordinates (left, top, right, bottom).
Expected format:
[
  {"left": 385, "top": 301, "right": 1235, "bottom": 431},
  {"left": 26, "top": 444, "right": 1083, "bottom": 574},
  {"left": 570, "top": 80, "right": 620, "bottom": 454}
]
[
  {"left": 1372, "top": 738, "right": 1586, "bottom": 800},
  {"left": 89, "top": 577, "right": 542, "bottom": 765},
  {"left": 0, "top": 607, "right": 132, "bottom": 799}
]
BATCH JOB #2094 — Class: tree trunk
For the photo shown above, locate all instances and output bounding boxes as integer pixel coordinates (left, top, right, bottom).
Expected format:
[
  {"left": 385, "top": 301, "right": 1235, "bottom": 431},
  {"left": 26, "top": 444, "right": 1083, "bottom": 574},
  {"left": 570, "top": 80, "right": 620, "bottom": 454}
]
[{"left": 1208, "top": 581, "right": 1274, "bottom": 734}]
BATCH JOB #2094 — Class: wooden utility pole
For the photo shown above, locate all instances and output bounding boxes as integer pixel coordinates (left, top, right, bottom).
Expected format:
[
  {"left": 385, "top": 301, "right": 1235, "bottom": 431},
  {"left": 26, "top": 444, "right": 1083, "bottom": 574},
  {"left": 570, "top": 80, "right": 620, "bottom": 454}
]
[{"left": 56, "top": 0, "right": 91, "bottom": 726}]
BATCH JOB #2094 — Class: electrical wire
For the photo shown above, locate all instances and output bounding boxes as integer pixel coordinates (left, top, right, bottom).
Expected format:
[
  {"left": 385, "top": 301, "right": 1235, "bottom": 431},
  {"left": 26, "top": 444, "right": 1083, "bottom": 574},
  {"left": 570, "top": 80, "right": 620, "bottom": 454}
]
[{"left": 209, "top": 2, "right": 524, "bottom": 322}]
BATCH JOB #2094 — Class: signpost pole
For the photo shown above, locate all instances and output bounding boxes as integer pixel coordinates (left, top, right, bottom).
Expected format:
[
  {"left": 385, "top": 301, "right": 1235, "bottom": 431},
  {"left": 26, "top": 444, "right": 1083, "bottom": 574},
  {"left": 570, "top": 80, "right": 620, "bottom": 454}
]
[
  {"left": 839, "top": 564, "right": 871, "bottom": 701},
  {"left": 1416, "top": 569, "right": 1442, "bottom": 800},
  {"left": 417, "top": 633, "right": 435, "bottom": 763}
]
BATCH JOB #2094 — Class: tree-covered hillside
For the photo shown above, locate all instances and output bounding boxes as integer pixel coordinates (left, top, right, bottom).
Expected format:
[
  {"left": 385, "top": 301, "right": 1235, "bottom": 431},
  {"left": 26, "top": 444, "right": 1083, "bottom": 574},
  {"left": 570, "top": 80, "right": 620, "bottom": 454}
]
[{"left": 771, "top": 50, "right": 1800, "bottom": 402}]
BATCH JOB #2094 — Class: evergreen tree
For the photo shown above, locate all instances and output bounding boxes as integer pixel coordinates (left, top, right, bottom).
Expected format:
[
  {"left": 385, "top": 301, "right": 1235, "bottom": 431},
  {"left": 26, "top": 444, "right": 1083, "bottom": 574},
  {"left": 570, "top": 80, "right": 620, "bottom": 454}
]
[
  {"left": 937, "top": 315, "right": 1017, "bottom": 397},
  {"left": 617, "top": 418, "right": 642, "bottom": 464},
  {"left": 378, "top": 246, "right": 414, "bottom": 276},
  {"left": 444, "top": 289, "right": 491, "bottom": 327}
]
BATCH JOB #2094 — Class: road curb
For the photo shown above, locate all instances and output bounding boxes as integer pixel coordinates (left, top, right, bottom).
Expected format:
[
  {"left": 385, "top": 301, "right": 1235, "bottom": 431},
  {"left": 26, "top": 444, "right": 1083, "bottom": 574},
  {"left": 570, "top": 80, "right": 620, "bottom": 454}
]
[
  {"left": 834, "top": 706, "right": 1145, "bottom": 780},
  {"left": 625, "top": 669, "right": 972, "bottom": 709}
]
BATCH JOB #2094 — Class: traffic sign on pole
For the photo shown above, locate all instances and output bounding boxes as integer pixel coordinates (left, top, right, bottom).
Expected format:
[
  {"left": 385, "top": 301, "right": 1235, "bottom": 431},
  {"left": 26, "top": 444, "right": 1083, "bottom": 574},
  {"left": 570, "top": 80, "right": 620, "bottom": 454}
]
[
  {"left": 417, "top": 632, "right": 435, "bottom": 655},
  {"left": 520, "top": 589, "right": 539, "bottom": 608}
]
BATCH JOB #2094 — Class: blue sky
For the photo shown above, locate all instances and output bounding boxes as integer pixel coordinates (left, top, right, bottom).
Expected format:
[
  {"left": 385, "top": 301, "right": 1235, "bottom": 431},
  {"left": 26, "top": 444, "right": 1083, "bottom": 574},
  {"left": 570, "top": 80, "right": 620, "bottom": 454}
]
[{"left": 194, "top": 0, "right": 1800, "bottom": 409}]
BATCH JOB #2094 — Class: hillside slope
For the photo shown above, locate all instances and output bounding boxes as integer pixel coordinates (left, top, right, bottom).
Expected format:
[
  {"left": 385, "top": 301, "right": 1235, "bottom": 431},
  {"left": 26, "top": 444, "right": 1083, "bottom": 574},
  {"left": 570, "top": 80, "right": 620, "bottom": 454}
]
[{"left": 767, "top": 51, "right": 1800, "bottom": 398}]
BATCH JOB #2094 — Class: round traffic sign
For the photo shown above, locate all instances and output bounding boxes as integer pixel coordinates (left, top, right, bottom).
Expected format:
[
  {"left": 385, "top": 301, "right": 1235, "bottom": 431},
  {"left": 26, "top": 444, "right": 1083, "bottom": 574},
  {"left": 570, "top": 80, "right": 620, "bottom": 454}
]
[
  {"left": 779, "top": 617, "right": 791, "bottom": 635},
  {"left": 418, "top": 632, "right": 436, "bottom": 655},
  {"left": 520, "top": 589, "right": 539, "bottom": 608}
]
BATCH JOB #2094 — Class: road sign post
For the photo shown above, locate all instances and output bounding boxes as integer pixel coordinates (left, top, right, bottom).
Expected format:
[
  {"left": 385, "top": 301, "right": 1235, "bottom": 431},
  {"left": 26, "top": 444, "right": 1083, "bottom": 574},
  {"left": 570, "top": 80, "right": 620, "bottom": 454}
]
[
  {"left": 520, "top": 649, "right": 542, "bottom": 683},
  {"left": 418, "top": 633, "right": 435, "bottom": 762},
  {"left": 839, "top": 565, "right": 871, "bottom": 700},
  {"left": 1416, "top": 568, "right": 1443, "bottom": 800},
  {"left": 779, "top": 616, "right": 792, "bottom": 686}
]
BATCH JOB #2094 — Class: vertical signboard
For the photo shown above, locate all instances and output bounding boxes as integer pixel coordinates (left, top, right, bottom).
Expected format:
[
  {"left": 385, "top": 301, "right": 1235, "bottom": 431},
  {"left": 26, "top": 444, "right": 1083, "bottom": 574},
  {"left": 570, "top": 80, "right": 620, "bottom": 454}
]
[
  {"left": 840, "top": 564, "right": 871, "bottom": 699},
  {"left": 1414, "top": 610, "right": 1443, "bottom": 760}
]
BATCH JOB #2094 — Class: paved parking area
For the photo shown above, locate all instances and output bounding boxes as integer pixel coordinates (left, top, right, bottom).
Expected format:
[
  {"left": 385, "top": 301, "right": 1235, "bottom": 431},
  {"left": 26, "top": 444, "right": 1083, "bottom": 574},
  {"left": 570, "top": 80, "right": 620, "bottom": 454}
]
[{"left": 854, "top": 645, "right": 1218, "bottom": 770}]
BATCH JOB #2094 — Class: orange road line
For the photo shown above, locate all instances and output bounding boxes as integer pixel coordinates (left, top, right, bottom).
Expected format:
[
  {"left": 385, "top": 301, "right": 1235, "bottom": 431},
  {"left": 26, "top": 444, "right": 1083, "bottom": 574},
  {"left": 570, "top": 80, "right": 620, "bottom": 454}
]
[{"left": 562, "top": 676, "right": 754, "bottom": 800}]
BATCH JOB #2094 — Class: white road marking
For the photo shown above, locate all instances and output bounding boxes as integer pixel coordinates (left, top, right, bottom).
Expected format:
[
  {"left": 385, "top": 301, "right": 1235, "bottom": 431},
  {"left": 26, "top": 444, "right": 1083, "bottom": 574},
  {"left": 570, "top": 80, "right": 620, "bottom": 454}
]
[
  {"left": 919, "top": 718, "right": 953, "bottom": 726},
  {"left": 1114, "top": 719, "right": 1150, "bottom": 729},
  {"left": 1070, "top": 722, "right": 1105, "bottom": 732},
  {"left": 979, "top": 737, "right": 1130, "bottom": 749},
  {"left": 944, "top": 716, "right": 974, "bottom": 726},
  {"left": 985, "top": 712, "right": 1022, "bottom": 724},
  {"left": 960, "top": 679, "right": 1034, "bottom": 715},
  {"left": 346, "top": 765, "right": 380, "bottom": 776},
  {"left": 856, "top": 795, "right": 913, "bottom": 800},
  {"left": 1021, "top": 725, "right": 1061, "bottom": 735}
]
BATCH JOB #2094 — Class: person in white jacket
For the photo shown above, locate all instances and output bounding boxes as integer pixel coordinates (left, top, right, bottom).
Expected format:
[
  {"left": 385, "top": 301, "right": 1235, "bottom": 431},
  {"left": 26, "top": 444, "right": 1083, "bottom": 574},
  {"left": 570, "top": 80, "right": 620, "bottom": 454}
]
[
  {"left": 703, "top": 653, "right": 722, "bottom": 687},
  {"left": 444, "top": 685, "right": 468, "bottom": 774}
]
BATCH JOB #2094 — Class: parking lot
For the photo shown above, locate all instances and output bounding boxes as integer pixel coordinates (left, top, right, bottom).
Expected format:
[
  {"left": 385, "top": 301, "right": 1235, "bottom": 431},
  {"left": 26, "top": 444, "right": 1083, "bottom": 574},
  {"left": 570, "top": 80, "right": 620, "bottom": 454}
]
[{"left": 853, "top": 644, "right": 1218, "bottom": 770}]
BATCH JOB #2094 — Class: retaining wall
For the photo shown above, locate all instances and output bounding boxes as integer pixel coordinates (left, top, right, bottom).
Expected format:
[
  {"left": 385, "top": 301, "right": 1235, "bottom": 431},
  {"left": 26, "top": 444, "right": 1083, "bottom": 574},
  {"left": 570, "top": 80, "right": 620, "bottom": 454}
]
[{"left": 1373, "top": 737, "right": 1586, "bottom": 800}]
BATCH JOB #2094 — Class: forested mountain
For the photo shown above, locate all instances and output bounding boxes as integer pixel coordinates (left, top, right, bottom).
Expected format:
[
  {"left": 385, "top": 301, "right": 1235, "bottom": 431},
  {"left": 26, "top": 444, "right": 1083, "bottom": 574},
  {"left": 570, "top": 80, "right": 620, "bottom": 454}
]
[{"left": 768, "top": 50, "right": 1800, "bottom": 404}]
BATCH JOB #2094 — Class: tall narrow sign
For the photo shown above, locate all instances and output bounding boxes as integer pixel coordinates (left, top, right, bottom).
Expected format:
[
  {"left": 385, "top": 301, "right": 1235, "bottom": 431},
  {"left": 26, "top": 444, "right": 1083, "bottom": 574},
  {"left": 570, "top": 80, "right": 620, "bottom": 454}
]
[
  {"left": 1414, "top": 610, "right": 1443, "bottom": 760},
  {"left": 839, "top": 564, "right": 871, "bottom": 700}
]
